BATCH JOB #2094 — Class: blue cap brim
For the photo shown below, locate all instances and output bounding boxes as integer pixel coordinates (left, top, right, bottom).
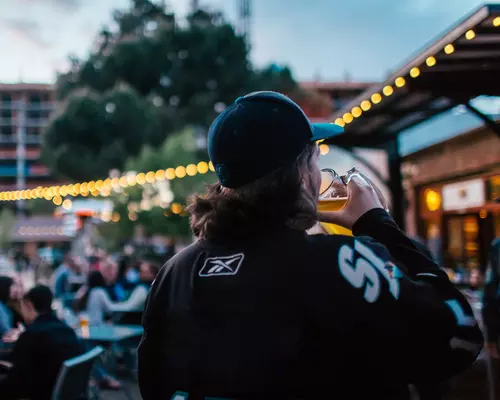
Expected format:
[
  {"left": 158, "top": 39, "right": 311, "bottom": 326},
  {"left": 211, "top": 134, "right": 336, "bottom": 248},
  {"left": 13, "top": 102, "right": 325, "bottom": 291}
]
[{"left": 311, "top": 123, "right": 344, "bottom": 141}]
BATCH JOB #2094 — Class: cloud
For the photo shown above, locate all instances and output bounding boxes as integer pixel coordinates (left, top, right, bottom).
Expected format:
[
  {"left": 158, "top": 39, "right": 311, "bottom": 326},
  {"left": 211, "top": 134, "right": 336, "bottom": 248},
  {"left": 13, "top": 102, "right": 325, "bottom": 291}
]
[
  {"left": 2, "top": 18, "right": 51, "bottom": 49},
  {"left": 18, "top": 0, "right": 82, "bottom": 12}
]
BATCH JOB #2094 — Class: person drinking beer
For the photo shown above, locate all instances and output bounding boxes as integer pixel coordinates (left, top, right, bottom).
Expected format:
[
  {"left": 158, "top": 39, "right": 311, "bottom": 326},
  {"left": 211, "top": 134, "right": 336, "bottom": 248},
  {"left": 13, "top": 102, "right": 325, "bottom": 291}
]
[{"left": 138, "top": 91, "right": 483, "bottom": 400}]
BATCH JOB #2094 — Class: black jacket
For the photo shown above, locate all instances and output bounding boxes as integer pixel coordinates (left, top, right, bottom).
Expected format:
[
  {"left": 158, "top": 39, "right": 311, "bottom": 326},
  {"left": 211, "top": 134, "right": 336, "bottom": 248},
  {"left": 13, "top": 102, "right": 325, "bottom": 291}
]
[
  {"left": 138, "top": 209, "right": 484, "bottom": 399},
  {"left": 0, "top": 312, "right": 85, "bottom": 400}
]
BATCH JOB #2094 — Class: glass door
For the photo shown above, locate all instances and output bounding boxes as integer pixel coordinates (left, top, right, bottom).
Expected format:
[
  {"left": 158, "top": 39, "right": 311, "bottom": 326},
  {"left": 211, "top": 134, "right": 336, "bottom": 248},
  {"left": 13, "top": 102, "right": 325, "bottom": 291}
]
[{"left": 444, "top": 214, "right": 481, "bottom": 271}]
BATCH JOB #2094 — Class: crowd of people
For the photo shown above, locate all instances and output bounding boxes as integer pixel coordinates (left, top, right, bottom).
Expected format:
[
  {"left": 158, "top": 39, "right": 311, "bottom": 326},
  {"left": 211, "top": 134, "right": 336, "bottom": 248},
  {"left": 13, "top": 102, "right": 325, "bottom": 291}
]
[{"left": 0, "top": 242, "right": 175, "bottom": 399}]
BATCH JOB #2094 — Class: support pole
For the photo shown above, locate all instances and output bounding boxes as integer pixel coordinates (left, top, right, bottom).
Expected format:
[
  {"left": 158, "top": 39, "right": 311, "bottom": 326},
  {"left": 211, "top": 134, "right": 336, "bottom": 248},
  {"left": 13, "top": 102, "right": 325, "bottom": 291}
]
[
  {"left": 465, "top": 102, "right": 500, "bottom": 138},
  {"left": 386, "top": 139, "right": 406, "bottom": 231},
  {"left": 16, "top": 96, "right": 26, "bottom": 216}
]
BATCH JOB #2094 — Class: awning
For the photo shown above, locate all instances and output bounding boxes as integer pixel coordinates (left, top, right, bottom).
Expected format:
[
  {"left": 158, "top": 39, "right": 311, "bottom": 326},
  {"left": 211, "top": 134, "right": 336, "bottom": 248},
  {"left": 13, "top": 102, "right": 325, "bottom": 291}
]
[
  {"left": 327, "top": 4, "right": 500, "bottom": 148},
  {"left": 11, "top": 217, "right": 72, "bottom": 242}
]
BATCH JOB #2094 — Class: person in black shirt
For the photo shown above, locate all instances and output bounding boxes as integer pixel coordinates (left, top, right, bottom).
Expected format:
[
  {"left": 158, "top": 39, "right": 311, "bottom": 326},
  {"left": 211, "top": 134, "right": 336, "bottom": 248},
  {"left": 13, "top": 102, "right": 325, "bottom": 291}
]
[
  {"left": 0, "top": 285, "right": 84, "bottom": 400},
  {"left": 138, "top": 91, "right": 483, "bottom": 400}
]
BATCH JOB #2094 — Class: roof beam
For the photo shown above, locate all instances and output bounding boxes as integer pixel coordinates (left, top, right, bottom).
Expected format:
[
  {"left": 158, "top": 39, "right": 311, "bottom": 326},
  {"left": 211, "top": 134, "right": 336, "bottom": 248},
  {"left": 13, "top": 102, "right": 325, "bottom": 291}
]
[{"left": 464, "top": 102, "right": 500, "bottom": 138}]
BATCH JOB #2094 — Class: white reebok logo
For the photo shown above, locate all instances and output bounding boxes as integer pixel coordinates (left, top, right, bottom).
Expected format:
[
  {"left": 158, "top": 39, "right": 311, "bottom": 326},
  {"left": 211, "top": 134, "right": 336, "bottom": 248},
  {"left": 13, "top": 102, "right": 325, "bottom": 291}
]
[{"left": 199, "top": 253, "right": 245, "bottom": 277}]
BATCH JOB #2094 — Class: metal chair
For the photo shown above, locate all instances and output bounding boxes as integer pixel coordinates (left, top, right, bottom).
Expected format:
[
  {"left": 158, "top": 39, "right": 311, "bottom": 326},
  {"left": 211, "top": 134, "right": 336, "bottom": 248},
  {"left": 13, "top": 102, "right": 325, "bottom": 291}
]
[{"left": 51, "top": 346, "right": 104, "bottom": 400}]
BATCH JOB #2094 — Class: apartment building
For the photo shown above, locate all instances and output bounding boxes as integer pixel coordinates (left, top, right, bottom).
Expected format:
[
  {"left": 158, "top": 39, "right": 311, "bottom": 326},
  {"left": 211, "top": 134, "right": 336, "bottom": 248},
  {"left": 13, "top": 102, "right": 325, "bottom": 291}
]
[{"left": 0, "top": 83, "right": 58, "bottom": 192}]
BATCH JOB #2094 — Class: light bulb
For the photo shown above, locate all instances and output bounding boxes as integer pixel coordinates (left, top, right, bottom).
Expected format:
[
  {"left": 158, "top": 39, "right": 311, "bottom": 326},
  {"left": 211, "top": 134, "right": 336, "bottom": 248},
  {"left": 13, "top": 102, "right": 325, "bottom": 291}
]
[
  {"left": 334, "top": 118, "right": 345, "bottom": 127},
  {"left": 371, "top": 93, "right": 382, "bottom": 104},
  {"left": 426, "top": 56, "right": 436, "bottom": 67},
  {"left": 395, "top": 77, "right": 406, "bottom": 88},
  {"left": 410, "top": 67, "right": 420, "bottom": 78},
  {"left": 383, "top": 86, "right": 393, "bottom": 96},
  {"left": 360, "top": 101, "right": 371, "bottom": 111},
  {"left": 343, "top": 113, "right": 354, "bottom": 123}
]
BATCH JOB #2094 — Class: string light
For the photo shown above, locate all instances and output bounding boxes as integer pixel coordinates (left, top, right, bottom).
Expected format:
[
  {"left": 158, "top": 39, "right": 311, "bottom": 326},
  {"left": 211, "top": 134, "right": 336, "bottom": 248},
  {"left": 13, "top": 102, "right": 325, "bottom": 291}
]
[
  {"left": 186, "top": 164, "right": 197, "bottom": 176},
  {"left": 360, "top": 100, "right": 371, "bottom": 111},
  {"left": 136, "top": 173, "right": 147, "bottom": 185},
  {"left": 351, "top": 107, "right": 362, "bottom": 118},
  {"left": 197, "top": 161, "right": 209, "bottom": 174},
  {"left": 383, "top": 85, "right": 394, "bottom": 96},
  {"left": 343, "top": 113, "right": 354, "bottom": 124},
  {"left": 319, "top": 144, "right": 330, "bottom": 155},
  {"left": 166, "top": 168, "right": 176, "bottom": 180},
  {"left": 334, "top": 118, "right": 345, "bottom": 127},
  {"left": 444, "top": 44, "right": 455, "bottom": 54},
  {"left": 62, "top": 199, "right": 72, "bottom": 210},
  {"left": 371, "top": 93, "right": 382, "bottom": 104},
  {"left": 175, "top": 166, "right": 186, "bottom": 178},
  {"left": 146, "top": 171, "right": 156, "bottom": 183},
  {"left": 410, "top": 67, "right": 420, "bottom": 78},
  {"left": 426, "top": 56, "right": 436, "bottom": 67},
  {"left": 395, "top": 77, "right": 406, "bottom": 88},
  {"left": 171, "top": 203, "right": 183, "bottom": 214},
  {"left": 465, "top": 30, "right": 475, "bottom": 40},
  {"left": 494, "top": 17, "right": 500, "bottom": 27}
]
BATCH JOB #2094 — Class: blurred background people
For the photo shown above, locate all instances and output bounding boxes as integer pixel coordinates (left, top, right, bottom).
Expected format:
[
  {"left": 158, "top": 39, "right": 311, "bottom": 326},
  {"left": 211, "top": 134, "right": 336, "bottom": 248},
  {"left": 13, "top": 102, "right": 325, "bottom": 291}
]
[{"left": 0, "top": 285, "right": 84, "bottom": 400}]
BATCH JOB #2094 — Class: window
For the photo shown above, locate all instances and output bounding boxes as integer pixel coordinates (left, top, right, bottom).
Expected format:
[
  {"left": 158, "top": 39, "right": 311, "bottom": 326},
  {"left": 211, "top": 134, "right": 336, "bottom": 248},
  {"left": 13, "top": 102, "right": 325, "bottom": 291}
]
[
  {"left": 488, "top": 175, "right": 500, "bottom": 203},
  {"left": 1, "top": 110, "right": 12, "bottom": 119},
  {"left": 27, "top": 110, "right": 41, "bottom": 119},
  {"left": 28, "top": 127, "right": 41, "bottom": 135},
  {"left": 29, "top": 94, "right": 41, "bottom": 103},
  {"left": 1, "top": 94, "right": 12, "bottom": 103},
  {"left": 1, "top": 126, "right": 14, "bottom": 135}
]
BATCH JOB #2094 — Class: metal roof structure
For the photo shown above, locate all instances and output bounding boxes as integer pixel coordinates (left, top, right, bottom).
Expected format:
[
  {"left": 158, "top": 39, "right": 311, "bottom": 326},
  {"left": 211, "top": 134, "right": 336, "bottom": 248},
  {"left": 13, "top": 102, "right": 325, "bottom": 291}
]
[{"left": 327, "top": 3, "right": 500, "bottom": 149}]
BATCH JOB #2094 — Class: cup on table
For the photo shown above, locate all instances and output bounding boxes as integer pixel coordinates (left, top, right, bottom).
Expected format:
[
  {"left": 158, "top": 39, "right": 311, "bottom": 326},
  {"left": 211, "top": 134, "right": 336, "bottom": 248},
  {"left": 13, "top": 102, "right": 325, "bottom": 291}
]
[{"left": 79, "top": 313, "right": 89, "bottom": 329}]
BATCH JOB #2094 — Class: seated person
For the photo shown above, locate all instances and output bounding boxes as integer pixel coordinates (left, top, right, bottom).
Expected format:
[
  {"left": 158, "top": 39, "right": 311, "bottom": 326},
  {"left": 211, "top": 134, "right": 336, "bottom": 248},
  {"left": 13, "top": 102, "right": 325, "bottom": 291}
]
[
  {"left": 114, "top": 257, "right": 161, "bottom": 325},
  {"left": 0, "top": 277, "right": 24, "bottom": 340},
  {"left": 76, "top": 262, "right": 158, "bottom": 325},
  {"left": 0, "top": 285, "right": 85, "bottom": 400},
  {"left": 123, "top": 256, "right": 161, "bottom": 310},
  {"left": 52, "top": 255, "right": 83, "bottom": 299},
  {"left": 101, "top": 257, "right": 127, "bottom": 302},
  {"left": 118, "top": 256, "right": 140, "bottom": 292}
]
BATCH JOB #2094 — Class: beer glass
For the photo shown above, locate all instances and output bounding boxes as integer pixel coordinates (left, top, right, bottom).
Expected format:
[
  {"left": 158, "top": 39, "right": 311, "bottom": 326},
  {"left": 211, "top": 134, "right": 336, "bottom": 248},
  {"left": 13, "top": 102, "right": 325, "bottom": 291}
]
[
  {"left": 318, "top": 167, "right": 388, "bottom": 235},
  {"left": 79, "top": 313, "right": 89, "bottom": 329}
]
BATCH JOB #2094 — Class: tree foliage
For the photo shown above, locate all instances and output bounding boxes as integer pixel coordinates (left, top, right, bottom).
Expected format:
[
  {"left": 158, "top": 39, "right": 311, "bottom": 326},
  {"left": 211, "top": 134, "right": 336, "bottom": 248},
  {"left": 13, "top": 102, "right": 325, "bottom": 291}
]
[
  {"left": 106, "top": 128, "right": 215, "bottom": 242},
  {"left": 43, "top": 0, "right": 299, "bottom": 181}
]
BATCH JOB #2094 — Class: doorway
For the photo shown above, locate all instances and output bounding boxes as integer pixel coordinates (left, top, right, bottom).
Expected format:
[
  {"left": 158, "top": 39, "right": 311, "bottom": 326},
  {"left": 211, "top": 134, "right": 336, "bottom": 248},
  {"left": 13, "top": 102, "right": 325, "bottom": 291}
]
[{"left": 443, "top": 213, "right": 493, "bottom": 272}]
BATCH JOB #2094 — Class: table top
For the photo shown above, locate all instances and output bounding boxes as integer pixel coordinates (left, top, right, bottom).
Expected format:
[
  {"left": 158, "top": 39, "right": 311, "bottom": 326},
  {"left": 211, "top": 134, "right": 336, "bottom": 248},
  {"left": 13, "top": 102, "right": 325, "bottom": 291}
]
[{"left": 76, "top": 324, "right": 144, "bottom": 342}]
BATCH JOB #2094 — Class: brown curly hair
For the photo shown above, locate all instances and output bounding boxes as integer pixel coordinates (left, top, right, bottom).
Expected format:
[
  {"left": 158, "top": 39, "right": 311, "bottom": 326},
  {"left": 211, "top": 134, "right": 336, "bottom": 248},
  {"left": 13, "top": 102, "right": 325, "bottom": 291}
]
[{"left": 187, "top": 144, "right": 319, "bottom": 243}]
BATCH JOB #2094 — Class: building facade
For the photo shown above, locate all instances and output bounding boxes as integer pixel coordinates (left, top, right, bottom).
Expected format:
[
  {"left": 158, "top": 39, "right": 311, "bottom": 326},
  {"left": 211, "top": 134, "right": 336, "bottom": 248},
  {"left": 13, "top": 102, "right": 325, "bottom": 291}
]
[
  {"left": 297, "top": 81, "right": 374, "bottom": 121},
  {"left": 403, "top": 126, "right": 500, "bottom": 272},
  {"left": 0, "top": 83, "right": 58, "bottom": 192}
]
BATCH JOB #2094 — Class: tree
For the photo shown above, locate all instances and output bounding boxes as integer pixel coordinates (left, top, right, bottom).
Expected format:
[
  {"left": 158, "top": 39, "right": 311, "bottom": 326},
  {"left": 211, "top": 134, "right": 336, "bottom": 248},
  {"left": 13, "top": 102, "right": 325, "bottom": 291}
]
[
  {"left": 104, "top": 128, "right": 215, "bottom": 243},
  {"left": 43, "top": 84, "right": 164, "bottom": 181},
  {"left": 43, "top": 0, "right": 299, "bottom": 181},
  {"left": 0, "top": 208, "right": 16, "bottom": 249}
]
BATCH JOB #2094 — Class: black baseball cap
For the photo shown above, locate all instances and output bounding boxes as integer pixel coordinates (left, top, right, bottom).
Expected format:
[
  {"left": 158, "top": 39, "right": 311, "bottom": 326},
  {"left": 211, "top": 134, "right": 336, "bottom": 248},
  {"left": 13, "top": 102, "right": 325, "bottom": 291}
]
[{"left": 208, "top": 91, "right": 344, "bottom": 188}]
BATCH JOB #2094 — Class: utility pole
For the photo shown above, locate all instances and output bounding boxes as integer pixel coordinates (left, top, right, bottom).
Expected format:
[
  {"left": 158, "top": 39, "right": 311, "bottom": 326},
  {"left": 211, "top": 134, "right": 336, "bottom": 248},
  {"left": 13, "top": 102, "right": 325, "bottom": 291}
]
[
  {"left": 239, "top": 0, "right": 251, "bottom": 49},
  {"left": 16, "top": 96, "right": 26, "bottom": 216},
  {"left": 191, "top": 0, "right": 199, "bottom": 12}
]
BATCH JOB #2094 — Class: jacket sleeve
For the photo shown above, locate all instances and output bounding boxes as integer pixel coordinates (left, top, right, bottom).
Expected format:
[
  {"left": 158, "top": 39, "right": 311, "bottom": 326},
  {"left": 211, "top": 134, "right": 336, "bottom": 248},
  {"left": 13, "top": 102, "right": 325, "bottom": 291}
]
[{"left": 309, "top": 209, "right": 483, "bottom": 384}]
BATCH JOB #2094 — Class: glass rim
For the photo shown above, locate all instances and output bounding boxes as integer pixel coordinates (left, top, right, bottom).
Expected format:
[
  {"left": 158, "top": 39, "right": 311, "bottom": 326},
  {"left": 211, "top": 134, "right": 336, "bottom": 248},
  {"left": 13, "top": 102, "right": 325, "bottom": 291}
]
[{"left": 319, "top": 168, "right": 341, "bottom": 197}]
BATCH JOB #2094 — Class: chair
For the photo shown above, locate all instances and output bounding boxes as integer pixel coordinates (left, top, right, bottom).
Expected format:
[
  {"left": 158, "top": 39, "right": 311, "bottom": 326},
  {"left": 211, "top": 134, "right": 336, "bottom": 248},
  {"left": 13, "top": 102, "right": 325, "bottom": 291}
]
[{"left": 51, "top": 346, "right": 104, "bottom": 400}]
